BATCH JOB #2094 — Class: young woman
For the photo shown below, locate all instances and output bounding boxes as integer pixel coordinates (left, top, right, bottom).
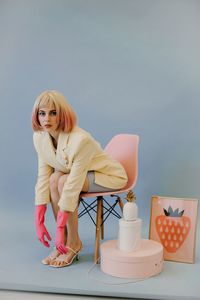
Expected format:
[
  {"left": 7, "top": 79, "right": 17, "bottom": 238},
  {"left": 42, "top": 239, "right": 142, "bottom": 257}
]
[{"left": 32, "top": 90, "right": 128, "bottom": 268}]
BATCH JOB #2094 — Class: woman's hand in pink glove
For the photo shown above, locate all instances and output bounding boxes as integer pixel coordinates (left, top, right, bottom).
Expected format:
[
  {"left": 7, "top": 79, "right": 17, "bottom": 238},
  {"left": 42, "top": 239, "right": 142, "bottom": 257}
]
[
  {"left": 55, "top": 210, "right": 69, "bottom": 254},
  {"left": 35, "top": 204, "right": 52, "bottom": 248}
]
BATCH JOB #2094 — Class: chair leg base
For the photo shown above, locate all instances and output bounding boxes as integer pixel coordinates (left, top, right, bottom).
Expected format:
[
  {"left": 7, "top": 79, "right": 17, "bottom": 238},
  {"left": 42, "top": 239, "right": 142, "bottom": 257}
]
[{"left": 94, "top": 197, "right": 103, "bottom": 263}]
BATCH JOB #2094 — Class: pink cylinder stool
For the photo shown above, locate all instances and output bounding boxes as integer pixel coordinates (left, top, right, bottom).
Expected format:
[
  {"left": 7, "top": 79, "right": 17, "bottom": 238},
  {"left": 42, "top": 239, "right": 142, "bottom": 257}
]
[{"left": 100, "top": 239, "right": 163, "bottom": 279}]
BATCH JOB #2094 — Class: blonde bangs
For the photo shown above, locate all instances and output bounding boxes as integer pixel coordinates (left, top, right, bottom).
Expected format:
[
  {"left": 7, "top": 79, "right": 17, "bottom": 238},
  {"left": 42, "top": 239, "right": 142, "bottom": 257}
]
[{"left": 38, "top": 92, "right": 57, "bottom": 110}]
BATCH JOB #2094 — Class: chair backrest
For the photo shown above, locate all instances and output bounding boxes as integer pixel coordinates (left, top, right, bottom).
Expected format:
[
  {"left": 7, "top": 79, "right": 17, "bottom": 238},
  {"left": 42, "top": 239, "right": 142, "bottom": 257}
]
[{"left": 104, "top": 134, "right": 139, "bottom": 190}]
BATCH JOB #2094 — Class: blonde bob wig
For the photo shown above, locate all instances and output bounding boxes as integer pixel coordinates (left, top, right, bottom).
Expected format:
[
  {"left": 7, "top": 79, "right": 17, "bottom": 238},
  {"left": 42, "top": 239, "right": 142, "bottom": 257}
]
[{"left": 32, "top": 90, "right": 77, "bottom": 133}]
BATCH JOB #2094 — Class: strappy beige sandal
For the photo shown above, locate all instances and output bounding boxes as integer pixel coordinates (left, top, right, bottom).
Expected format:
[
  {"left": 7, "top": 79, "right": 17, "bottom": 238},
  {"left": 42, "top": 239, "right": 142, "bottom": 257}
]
[
  {"left": 49, "top": 243, "right": 83, "bottom": 268},
  {"left": 41, "top": 248, "right": 60, "bottom": 265}
]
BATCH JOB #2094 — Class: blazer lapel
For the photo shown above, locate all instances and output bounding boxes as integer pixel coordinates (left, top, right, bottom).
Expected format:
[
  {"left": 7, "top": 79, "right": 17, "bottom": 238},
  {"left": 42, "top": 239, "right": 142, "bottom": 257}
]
[
  {"left": 42, "top": 132, "right": 57, "bottom": 163},
  {"left": 41, "top": 131, "right": 71, "bottom": 169},
  {"left": 56, "top": 131, "right": 70, "bottom": 157}
]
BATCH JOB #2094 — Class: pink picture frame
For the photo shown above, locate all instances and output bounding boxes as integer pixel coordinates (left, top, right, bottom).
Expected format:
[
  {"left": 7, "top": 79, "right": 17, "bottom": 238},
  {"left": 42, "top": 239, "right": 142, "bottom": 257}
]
[{"left": 149, "top": 195, "right": 199, "bottom": 263}]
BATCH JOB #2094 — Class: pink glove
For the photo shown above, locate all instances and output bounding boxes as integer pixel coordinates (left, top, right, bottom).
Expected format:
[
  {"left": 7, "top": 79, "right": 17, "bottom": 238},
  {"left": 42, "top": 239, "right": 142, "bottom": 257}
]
[
  {"left": 35, "top": 204, "right": 52, "bottom": 248},
  {"left": 55, "top": 210, "right": 69, "bottom": 254}
]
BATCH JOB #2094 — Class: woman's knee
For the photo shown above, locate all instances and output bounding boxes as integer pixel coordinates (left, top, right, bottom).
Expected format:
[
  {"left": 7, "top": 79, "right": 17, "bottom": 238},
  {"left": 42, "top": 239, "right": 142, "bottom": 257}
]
[
  {"left": 57, "top": 173, "right": 89, "bottom": 195},
  {"left": 49, "top": 171, "right": 64, "bottom": 193},
  {"left": 58, "top": 174, "right": 69, "bottom": 194}
]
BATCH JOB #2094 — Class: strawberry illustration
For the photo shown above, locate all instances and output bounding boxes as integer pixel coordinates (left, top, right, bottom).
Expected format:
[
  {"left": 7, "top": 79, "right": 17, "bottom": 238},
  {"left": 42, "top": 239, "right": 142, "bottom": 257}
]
[{"left": 155, "top": 206, "right": 191, "bottom": 253}]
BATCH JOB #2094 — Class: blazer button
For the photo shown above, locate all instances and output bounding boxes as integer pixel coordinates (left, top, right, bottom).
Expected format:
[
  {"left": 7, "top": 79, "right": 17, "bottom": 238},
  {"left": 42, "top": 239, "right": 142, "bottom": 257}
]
[
  {"left": 66, "top": 168, "right": 70, "bottom": 173},
  {"left": 63, "top": 155, "right": 68, "bottom": 162}
]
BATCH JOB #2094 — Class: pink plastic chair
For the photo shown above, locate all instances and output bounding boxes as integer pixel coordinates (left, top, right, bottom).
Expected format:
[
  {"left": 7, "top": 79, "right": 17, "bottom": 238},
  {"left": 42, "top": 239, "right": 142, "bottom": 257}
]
[{"left": 79, "top": 134, "right": 139, "bottom": 262}]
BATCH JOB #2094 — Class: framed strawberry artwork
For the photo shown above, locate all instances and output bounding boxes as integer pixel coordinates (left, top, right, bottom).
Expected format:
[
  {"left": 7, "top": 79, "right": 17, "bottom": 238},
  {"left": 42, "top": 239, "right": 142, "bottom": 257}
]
[{"left": 149, "top": 195, "right": 198, "bottom": 263}]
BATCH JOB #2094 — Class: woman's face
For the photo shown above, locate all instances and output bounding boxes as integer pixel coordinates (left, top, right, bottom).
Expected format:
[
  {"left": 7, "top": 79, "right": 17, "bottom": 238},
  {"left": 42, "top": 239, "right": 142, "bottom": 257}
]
[{"left": 38, "top": 105, "right": 58, "bottom": 133}]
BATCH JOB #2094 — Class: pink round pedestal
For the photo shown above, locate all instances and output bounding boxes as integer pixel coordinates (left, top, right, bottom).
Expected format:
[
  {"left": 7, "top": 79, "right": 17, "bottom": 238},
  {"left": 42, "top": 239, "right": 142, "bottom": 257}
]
[{"left": 100, "top": 239, "right": 163, "bottom": 279}]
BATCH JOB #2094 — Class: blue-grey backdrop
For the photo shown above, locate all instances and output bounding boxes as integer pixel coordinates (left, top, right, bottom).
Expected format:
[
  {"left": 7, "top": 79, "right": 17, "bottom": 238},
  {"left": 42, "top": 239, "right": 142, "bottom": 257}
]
[
  {"left": 0, "top": 1, "right": 200, "bottom": 298},
  {"left": 0, "top": 0, "right": 200, "bottom": 226}
]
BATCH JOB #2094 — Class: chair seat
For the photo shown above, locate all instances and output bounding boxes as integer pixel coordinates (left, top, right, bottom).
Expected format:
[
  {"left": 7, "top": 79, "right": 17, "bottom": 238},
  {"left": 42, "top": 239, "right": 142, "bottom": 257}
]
[{"left": 80, "top": 185, "right": 132, "bottom": 198}]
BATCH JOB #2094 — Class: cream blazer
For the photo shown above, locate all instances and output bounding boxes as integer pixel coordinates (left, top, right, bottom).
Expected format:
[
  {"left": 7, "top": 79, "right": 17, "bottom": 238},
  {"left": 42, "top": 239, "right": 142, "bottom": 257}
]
[{"left": 33, "top": 126, "right": 128, "bottom": 212}]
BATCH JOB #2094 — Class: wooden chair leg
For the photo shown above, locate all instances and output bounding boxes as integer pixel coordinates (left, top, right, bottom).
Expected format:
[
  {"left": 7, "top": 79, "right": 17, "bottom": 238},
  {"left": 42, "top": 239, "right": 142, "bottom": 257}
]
[
  {"left": 94, "top": 197, "right": 103, "bottom": 263},
  {"left": 101, "top": 202, "right": 104, "bottom": 240},
  {"left": 117, "top": 196, "right": 124, "bottom": 213}
]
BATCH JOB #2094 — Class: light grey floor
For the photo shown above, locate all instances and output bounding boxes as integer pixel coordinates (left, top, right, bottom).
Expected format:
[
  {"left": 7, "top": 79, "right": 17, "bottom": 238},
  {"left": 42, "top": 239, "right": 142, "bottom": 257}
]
[
  {"left": 0, "top": 291, "right": 99, "bottom": 300},
  {"left": 0, "top": 290, "right": 132, "bottom": 300},
  {"left": 0, "top": 203, "right": 199, "bottom": 300}
]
